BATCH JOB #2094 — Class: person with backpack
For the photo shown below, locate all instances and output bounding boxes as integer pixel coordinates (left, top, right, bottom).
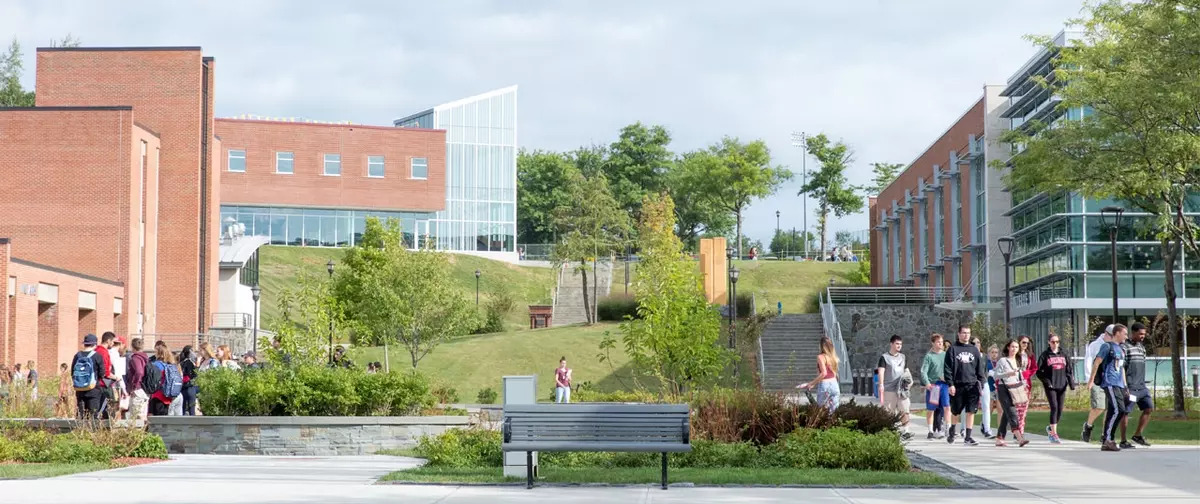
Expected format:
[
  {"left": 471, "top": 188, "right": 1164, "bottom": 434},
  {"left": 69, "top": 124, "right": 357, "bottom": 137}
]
[
  {"left": 1092, "top": 324, "right": 1130, "bottom": 452},
  {"left": 146, "top": 344, "right": 184, "bottom": 416},
  {"left": 71, "top": 334, "right": 108, "bottom": 419},
  {"left": 124, "top": 338, "right": 150, "bottom": 423}
]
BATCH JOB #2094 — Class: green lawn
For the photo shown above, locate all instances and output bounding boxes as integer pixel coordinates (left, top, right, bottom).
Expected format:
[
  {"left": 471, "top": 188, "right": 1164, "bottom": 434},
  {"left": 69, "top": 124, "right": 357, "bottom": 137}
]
[
  {"left": 0, "top": 463, "right": 110, "bottom": 479},
  {"left": 618, "top": 259, "right": 859, "bottom": 314},
  {"left": 379, "top": 466, "right": 951, "bottom": 487},
  {"left": 1018, "top": 410, "right": 1200, "bottom": 445}
]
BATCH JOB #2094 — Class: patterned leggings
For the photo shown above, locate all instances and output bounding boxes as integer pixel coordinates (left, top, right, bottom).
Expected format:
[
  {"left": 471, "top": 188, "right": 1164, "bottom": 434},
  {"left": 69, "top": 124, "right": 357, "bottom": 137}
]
[{"left": 1014, "top": 385, "right": 1030, "bottom": 433}]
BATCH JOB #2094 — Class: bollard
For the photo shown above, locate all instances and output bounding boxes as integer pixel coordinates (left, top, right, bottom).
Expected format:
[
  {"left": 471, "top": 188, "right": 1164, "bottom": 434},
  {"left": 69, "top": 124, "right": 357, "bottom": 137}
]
[
  {"left": 1192, "top": 367, "right": 1199, "bottom": 398},
  {"left": 853, "top": 369, "right": 864, "bottom": 395},
  {"left": 851, "top": 369, "right": 859, "bottom": 395}
]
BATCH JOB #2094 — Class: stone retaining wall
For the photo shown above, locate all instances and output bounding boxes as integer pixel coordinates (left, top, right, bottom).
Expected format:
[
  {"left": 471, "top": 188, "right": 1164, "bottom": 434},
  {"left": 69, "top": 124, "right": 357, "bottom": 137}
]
[
  {"left": 834, "top": 304, "right": 972, "bottom": 375},
  {"left": 146, "top": 416, "right": 472, "bottom": 456}
]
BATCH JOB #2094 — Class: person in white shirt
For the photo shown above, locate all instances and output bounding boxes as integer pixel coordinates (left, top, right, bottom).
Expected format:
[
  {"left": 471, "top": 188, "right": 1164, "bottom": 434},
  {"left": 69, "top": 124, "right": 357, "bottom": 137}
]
[{"left": 1082, "top": 325, "right": 1113, "bottom": 443}]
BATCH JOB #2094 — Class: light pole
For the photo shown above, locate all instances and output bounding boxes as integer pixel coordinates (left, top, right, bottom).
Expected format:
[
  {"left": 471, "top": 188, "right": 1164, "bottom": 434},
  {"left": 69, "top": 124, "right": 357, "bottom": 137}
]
[
  {"left": 625, "top": 244, "right": 631, "bottom": 295},
  {"left": 791, "top": 131, "right": 808, "bottom": 260},
  {"left": 775, "top": 210, "right": 781, "bottom": 258},
  {"left": 726, "top": 246, "right": 735, "bottom": 328},
  {"left": 729, "top": 267, "right": 740, "bottom": 349},
  {"left": 251, "top": 284, "right": 261, "bottom": 357},
  {"left": 326, "top": 259, "right": 335, "bottom": 366},
  {"left": 997, "top": 236, "right": 1014, "bottom": 338},
  {"left": 1100, "top": 206, "right": 1124, "bottom": 324},
  {"left": 475, "top": 269, "right": 481, "bottom": 306}
]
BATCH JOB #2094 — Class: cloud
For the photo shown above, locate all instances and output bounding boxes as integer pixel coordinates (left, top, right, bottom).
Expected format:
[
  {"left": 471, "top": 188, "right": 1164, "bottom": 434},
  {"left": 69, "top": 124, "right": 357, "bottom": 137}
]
[{"left": 1, "top": 0, "right": 1088, "bottom": 244}]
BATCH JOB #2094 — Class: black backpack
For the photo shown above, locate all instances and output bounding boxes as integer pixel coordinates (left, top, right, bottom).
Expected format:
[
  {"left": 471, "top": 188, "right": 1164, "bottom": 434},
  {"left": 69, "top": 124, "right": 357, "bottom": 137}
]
[{"left": 142, "top": 358, "right": 164, "bottom": 395}]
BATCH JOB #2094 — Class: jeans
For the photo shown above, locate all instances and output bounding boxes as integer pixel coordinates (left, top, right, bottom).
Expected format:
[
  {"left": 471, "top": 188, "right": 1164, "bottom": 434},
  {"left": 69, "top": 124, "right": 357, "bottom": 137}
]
[
  {"left": 996, "top": 383, "right": 1021, "bottom": 438},
  {"left": 815, "top": 379, "right": 840, "bottom": 412},
  {"left": 182, "top": 385, "right": 198, "bottom": 416},
  {"left": 1044, "top": 384, "right": 1067, "bottom": 425},
  {"left": 555, "top": 386, "right": 571, "bottom": 403}
]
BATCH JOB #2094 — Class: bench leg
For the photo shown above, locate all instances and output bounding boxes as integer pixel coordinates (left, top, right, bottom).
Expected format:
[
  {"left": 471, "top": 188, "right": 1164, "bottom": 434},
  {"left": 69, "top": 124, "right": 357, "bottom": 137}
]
[
  {"left": 661, "top": 452, "right": 668, "bottom": 490},
  {"left": 526, "top": 451, "right": 533, "bottom": 489}
]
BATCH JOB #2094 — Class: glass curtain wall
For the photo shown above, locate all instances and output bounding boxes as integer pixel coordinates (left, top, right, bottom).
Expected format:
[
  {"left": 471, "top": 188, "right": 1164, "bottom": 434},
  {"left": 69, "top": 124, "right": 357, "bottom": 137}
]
[{"left": 220, "top": 205, "right": 434, "bottom": 249}]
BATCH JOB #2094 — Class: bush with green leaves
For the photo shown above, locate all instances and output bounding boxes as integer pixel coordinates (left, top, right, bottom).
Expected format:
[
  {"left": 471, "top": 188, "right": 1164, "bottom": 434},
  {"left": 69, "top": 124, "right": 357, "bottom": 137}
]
[
  {"left": 0, "top": 426, "right": 167, "bottom": 463},
  {"left": 476, "top": 387, "right": 498, "bottom": 404},
  {"left": 415, "top": 427, "right": 502, "bottom": 467},
  {"left": 767, "top": 427, "right": 909, "bottom": 472},
  {"left": 432, "top": 385, "right": 460, "bottom": 405},
  {"left": 194, "top": 366, "right": 434, "bottom": 416},
  {"left": 476, "top": 288, "right": 516, "bottom": 334},
  {"left": 597, "top": 294, "right": 639, "bottom": 322}
]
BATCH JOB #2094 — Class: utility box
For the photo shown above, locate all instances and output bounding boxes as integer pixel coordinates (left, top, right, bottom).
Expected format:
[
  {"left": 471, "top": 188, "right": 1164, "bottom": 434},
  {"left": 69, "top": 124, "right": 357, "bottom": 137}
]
[{"left": 502, "top": 375, "right": 538, "bottom": 478}]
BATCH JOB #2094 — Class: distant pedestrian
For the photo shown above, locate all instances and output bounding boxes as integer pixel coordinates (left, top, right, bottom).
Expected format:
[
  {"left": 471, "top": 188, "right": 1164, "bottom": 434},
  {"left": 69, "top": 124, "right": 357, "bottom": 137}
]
[
  {"left": 798, "top": 337, "right": 841, "bottom": 412},
  {"left": 994, "top": 339, "right": 1030, "bottom": 447},
  {"left": 877, "top": 335, "right": 913, "bottom": 440},
  {"left": 24, "top": 360, "right": 38, "bottom": 401},
  {"left": 1036, "top": 332, "right": 1074, "bottom": 443},
  {"left": 1082, "top": 325, "right": 1114, "bottom": 443},
  {"left": 71, "top": 334, "right": 107, "bottom": 420},
  {"left": 218, "top": 345, "right": 241, "bottom": 371},
  {"left": 943, "top": 325, "right": 985, "bottom": 446},
  {"left": 124, "top": 338, "right": 149, "bottom": 423},
  {"left": 921, "top": 333, "right": 950, "bottom": 439},
  {"left": 555, "top": 357, "right": 572, "bottom": 403},
  {"left": 179, "top": 345, "right": 198, "bottom": 416},
  {"left": 1120, "top": 322, "right": 1153, "bottom": 448},
  {"left": 1093, "top": 324, "right": 1129, "bottom": 452}
]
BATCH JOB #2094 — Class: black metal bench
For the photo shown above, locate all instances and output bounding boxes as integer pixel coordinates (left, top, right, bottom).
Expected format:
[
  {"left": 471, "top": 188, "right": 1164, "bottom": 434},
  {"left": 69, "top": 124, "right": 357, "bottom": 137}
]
[{"left": 501, "top": 403, "right": 691, "bottom": 489}]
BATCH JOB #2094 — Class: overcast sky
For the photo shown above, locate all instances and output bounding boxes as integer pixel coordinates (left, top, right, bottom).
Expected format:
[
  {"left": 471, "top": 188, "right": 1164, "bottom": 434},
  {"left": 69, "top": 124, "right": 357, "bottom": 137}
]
[{"left": 2, "top": 0, "right": 1087, "bottom": 246}]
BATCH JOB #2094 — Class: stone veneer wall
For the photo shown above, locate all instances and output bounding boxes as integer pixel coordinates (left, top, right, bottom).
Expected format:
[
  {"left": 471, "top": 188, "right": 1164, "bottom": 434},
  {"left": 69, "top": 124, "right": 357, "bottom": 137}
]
[
  {"left": 146, "top": 416, "right": 473, "bottom": 455},
  {"left": 833, "top": 304, "right": 972, "bottom": 377}
]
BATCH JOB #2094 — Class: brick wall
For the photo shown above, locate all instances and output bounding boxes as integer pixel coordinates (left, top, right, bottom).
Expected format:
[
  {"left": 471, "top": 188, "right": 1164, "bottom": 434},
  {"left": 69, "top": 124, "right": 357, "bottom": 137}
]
[
  {"left": 35, "top": 47, "right": 216, "bottom": 334},
  {"left": 215, "top": 119, "right": 447, "bottom": 212}
]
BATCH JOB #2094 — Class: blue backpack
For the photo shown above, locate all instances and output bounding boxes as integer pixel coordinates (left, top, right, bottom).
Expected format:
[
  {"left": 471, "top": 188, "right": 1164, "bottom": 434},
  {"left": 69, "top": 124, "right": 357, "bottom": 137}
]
[
  {"left": 155, "top": 361, "right": 184, "bottom": 399},
  {"left": 72, "top": 351, "right": 97, "bottom": 391}
]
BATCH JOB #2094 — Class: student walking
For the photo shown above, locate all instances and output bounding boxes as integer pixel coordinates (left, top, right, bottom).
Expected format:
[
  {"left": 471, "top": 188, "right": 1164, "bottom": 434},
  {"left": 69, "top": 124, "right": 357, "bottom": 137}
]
[
  {"left": 1092, "top": 324, "right": 1130, "bottom": 452},
  {"left": 798, "top": 337, "right": 841, "bottom": 412},
  {"left": 943, "top": 326, "right": 986, "bottom": 446},
  {"left": 1036, "top": 333, "right": 1075, "bottom": 443},
  {"left": 1082, "top": 325, "right": 1114, "bottom": 442},
  {"left": 24, "top": 360, "right": 38, "bottom": 401},
  {"left": 147, "top": 345, "right": 184, "bottom": 417},
  {"left": 877, "top": 335, "right": 914, "bottom": 441},
  {"left": 920, "top": 333, "right": 950, "bottom": 439},
  {"left": 554, "top": 357, "right": 572, "bottom": 403},
  {"left": 1120, "top": 322, "right": 1153, "bottom": 448},
  {"left": 994, "top": 340, "right": 1030, "bottom": 447},
  {"left": 71, "top": 334, "right": 108, "bottom": 419},
  {"left": 985, "top": 345, "right": 1000, "bottom": 437},
  {"left": 1015, "top": 335, "right": 1037, "bottom": 437}
]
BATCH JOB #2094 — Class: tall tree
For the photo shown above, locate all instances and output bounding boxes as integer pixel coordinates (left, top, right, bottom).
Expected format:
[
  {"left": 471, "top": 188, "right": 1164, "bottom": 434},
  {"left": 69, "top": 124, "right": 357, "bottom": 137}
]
[
  {"left": 860, "top": 162, "right": 904, "bottom": 194},
  {"left": 517, "top": 149, "right": 578, "bottom": 244},
  {"left": 696, "top": 137, "right": 792, "bottom": 256},
  {"left": 604, "top": 122, "right": 673, "bottom": 218},
  {"left": 333, "top": 217, "right": 477, "bottom": 369},
  {"left": 665, "top": 150, "right": 734, "bottom": 250},
  {"left": 552, "top": 172, "right": 632, "bottom": 324},
  {"left": 799, "top": 134, "right": 865, "bottom": 258},
  {"left": 999, "top": 0, "right": 1200, "bottom": 416},
  {"left": 0, "top": 35, "right": 80, "bottom": 107}
]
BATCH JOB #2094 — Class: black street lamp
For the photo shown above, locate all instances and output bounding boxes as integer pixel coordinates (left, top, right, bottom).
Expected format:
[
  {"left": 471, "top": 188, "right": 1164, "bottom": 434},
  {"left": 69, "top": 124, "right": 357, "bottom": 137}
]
[
  {"left": 775, "top": 210, "right": 781, "bottom": 257},
  {"left": 1099, "top": 206, "right": 1125, "bottom": 324},
  {"left": 475, "top": 269, "right": 482, "bottom": 306},
  {"left": 725, "top": 246, "right": 735, "bottom": 328},
  {"left": 251, "top": 284, "right": 261, "bottom": 357},
  {"left": 729, "top": 266, "right": 740, "bottom": 349},
  {"left": 997, "top": 236, "right": 1015, "bottom": 338},
  {"left": 326, "top": 259, "right": 335, "bottom": 365}
]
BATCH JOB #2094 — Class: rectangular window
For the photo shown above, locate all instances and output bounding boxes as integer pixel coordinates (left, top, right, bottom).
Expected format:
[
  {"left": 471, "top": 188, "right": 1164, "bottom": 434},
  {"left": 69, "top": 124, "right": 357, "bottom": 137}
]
[
  {"left": 411, "top": 157, "right": 428, "bottom": 179},
  {"left": 368, "top": 156, "right": 385, "bottom": 178},
  {"left": 323, "top": 154, "right": 341, "bottom": 176},
  {"left": 228, "top": 149, "right": 246, "bottom": 172},
  {"left": 276, "top": 152, "right": 294, "bottom": 174}
]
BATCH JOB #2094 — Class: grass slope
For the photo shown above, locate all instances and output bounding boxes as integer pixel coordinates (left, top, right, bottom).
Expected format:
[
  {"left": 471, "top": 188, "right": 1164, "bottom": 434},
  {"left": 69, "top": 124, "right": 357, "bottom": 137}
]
[
  {"left": 726, "top": 260, "right": 859, "bottom": 313},
  {"left": 380, "top": 466, "right": 951, "bottom": 486},
  {"left": 1021, "top": 410, "right": 1199, "bottom": 445},
  {"left": 0, "top": 463, "right": 110, "bottom": 479}
]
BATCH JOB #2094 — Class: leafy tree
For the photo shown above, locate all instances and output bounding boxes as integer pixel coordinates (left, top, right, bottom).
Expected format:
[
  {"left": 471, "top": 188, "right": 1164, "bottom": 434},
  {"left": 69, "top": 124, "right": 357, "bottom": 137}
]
[
  {"left": 799, "top": 134, "right": 864, "bottom": 258},
  {"left": 517, "top": 149, "right": 577, "bottom": 244},
  {"left": 859, "top": 162, "right": 904, "bottom": 194},
  {"left": 333, "top": 217, "right": 477, "bottom": 369},
  {"left": 999, "top": 0, "right": 1200, "bottom": 416},
  {"left": 665, "top": 150, "right": 734, "bottom": 250},
  {"left": 695, "top": 137, "right": 792, "bottom": 257},
  {"left": 768, "top": 229, "right": 809, "bottom": 257},
  {"left": 0, "top": 36, "right": 80, "bottom": 107},
  {"left": 552, "top": 172, "right": 633, "bottom": 324},
  {"left": 601, "top": 194, "right": 731, "bottom": 397},
  {"left": 268, "top": 273, "right": 344, "bottom": 367},
  {"left": 604, "top": 122, "right": 674, "bottom": 217}
]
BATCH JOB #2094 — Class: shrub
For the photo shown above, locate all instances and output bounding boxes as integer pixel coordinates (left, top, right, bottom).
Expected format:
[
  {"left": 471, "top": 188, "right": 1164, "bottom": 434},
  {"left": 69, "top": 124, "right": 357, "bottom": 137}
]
[
  {"left": 476, "top": 387, "right": 498, "bottom": 404},
  {"left": 834, "top": 401, "right": 901, "bottom": 434},
  {"left": 0, "top": 435, "right": 26, "bottom": 461},
  {"left": 734, "top": 292, "right": 753, "bottom": 318},
  {"left": 768, "top": 427, "right": 909, "bottom": 472},
  {"left": 432, "top": 385, "right": 460, "bottom": 405},
  {"left": 46, "top": 436, "right": 113, "bottom": 464},
  {"left": 690, "top": 389, "right": 808, "bottom": 445},
  {"left": 476, "top": 288, "right": 516, "bottom": 334},
  {"left": 571, "top": 387, "right": 658, "bottom": 403},
  {"left": 194, "top": 366, "right": 434, "bottom": 416},
  {"left": 676, "top": 439, "right": 761, "bottom": 468},
  {"left": 597, "top": 294, "right": 639, "bottom": 322},
  {"left": 415, "top": 428, "right": 502, "bottom": 468}
]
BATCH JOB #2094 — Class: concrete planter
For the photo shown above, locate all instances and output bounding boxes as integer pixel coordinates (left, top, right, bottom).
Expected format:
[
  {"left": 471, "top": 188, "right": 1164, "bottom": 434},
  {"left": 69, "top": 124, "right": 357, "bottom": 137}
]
[{"left": 146, "top": 416, "right": 472, "bottom": 456}]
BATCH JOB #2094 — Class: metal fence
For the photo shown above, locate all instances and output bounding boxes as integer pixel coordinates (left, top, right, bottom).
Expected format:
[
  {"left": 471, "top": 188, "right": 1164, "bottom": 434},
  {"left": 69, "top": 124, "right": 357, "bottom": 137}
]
[
  {"left": 825, "top": 286, "right": 960, "bottom": 305},
  {"left": 211, "top": 312, "right": 253, "bottom": 329},
  {"left": 131, "top": 331, "right": 259, "bottom": 357},
  {"left": 820, "top": 287, "right": 853, "bottom": 388}
]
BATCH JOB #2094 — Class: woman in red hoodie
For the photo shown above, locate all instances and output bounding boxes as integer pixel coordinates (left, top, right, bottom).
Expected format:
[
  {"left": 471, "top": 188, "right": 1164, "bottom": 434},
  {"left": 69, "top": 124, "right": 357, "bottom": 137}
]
[{"left": 1016, "top": 335, "right": 1038, "bottom": 437}]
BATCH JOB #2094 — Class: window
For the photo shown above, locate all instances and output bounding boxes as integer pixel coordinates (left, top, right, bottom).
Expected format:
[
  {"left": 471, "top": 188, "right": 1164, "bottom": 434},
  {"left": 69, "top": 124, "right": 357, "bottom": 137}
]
[
  {"left": 228, "top": 149, "right": 246, "bottom": 172},
  {"left": 323, "top": 154, "right": 341, "bottom": 176},
  {"left": 368, "top": 156, "right": 385, "bottom": 178},
  {"left": 276, "top": 152, "right": 294, "bottom": 174},
  {"left": 411, "top": 157, "right": 428, "bottom": 179}
]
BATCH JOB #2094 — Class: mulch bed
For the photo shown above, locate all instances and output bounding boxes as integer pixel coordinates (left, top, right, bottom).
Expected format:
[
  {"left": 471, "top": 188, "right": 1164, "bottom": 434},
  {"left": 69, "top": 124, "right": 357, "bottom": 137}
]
[{"left": 111, "top": 458, "right": 165, "bottom": 468}]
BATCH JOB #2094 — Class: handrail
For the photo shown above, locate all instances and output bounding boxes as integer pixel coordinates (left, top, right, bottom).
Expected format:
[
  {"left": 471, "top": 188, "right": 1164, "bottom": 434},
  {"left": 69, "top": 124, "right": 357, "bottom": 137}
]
[
  {"left": 820, "top": 288, "right": 853, "bottom": 387},
  {"left": 757, "top": 326, "right": 766, "bottom": 384},
  {"left": 826, "top": 286, "right": 959, "bottom": 305},
  {"left": 210, "top": 312, "right": 252, "bottom": 329}
]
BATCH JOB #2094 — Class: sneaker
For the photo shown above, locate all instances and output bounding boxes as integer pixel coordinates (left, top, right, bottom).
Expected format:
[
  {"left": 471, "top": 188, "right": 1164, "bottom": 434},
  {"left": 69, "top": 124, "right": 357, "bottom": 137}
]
[
  {"left": 946, "top": 426, "right": 957, "bottom": 445},
  {"left": 1046, "top": 426, "right": 1053, "bottom": 436},
  {"left": 1132, "top": 436, "right": 1151, "bottom": 447},
  {"left": 1082, "top": 424, "right": 1094, "bottom": 443},
  {"left": 1119, "top": 441, "right": 1136, "bottom": 450},
  {"left": 927, "top": 432, "right": 936, "bottom": 440},
  {"left": 901, "top": 431, "right": 914, "bottom": 442},
  {"left": 1101, "top": 441, "right": 1121, "bottom": 452},
  {"left": 982, "top": 429, "right": 996, "bottom": 439},
  {"left": 963, "top": 436, "right": 978, "bottom": 446},
  {"left": 1049, "top": 434, "right": 1062, "bottom": 444},
  {"left": 934, "top": 430, "right": 946, "bottom": 439}
]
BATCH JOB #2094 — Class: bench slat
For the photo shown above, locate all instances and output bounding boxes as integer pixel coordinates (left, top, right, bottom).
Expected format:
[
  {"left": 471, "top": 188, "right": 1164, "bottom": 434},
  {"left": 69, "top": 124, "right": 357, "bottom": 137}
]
[{"left": 503, "top": 442, "right": 693, "bottom": 453}]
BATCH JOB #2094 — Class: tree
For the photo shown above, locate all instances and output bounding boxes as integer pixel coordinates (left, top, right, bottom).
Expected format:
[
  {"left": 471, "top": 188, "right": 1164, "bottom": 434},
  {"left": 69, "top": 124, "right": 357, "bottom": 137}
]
[
  {"left": 999, "top": 0, "right": 1200, "bottom": 416},
  {"left": 768, "top": 229, "right": 805, "bottom": 257},
  {"left": 799, "top": 134, "right": 865, "bottom": 258},
  {"left": 600, "top": 194, "right": 731, "bottom": 397},
  {"left": 517, "top": 149, "right": 578, "bottom": 244},
  {"left": 268, "top": 273, "right": 344, "bottom": 367},
  {"left": 552, "top": 172, "right": 633, "bottom": 324},
  {"left": 604, "top": 122, "right": 673, "bottom": 218},
  {"left": 859, "top": 162, "right": 904, "bottom": 194},
  {"left": 333, "top": 217, "right": 477, "bottom": 369},
  {"left": 665, "top": 150, "right": 734, "bottom": 250},
  {"left": 0, "top": 35, "right": 80, "bottom": 107},
  {"left": 695, "top": 137, "right": 792, "bottom": 257}
]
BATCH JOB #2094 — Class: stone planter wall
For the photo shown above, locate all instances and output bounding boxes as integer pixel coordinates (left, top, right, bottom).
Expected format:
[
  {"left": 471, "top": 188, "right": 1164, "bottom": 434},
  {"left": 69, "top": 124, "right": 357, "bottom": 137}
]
[
  {"left": 834, "top": 304, "right": 972, "bottom": 375},
  {"left": 146, "top": 416, "right": 472, "bottom": 456}
]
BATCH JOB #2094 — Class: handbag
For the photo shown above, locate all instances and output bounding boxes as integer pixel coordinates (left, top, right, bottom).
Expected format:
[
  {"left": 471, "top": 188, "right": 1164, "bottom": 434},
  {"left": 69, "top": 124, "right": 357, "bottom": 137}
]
[{"left": 1008, "top": 383, "right": 1029, "bottom": 405}]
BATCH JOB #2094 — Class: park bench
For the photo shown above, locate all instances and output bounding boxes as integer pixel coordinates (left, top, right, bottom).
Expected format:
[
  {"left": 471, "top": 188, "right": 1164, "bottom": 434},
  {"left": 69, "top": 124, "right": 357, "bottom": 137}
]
[{"left": 501, "top": 403, "right": 692, "bottom": 489}]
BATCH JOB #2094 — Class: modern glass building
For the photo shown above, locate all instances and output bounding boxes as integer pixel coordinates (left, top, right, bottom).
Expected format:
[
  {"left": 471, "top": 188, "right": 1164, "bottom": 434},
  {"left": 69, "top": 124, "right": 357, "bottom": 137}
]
[
  {"left": 218, "top": 206, "right": 434, "bottom": 248},
  {"left": 395, "top": 86, "right": 519, "bottom": 262},
  {"left": 1002, "top": 31, "right": 1200, "bottom": 348}
]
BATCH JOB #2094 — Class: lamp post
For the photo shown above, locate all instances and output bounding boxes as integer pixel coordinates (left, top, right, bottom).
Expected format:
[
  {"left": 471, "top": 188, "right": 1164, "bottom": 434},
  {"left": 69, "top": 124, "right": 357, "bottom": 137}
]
[
  {"left": 997, "top": 236, "right": 1014, "bottom": 338},
  {"left": 1099, "top": 206, "right": 1125, "bottom": 324},
  {"left": 729, "top": 267, "right": 740, "bottom": 349},
  {"left": 775, "top": 210, "right": 781, "bottom": 257},
  {"left": 251, "top": 284, "right": 261, "bottom": 357},
  {"left": 475, "top": 269, "right": 481, "bottom": 306},
  {"left": 326, "top": 259, "right": 335, "bottom": 365},
  {"left": 726, "top": 246, "right": 735, "bottom": 329}
]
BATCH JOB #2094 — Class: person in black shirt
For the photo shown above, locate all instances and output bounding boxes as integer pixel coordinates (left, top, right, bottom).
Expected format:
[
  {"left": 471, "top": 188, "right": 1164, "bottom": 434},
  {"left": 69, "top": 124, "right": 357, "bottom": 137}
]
[
  {"left": 71, "top": 334, "right": 108, "bottom": 419},
  {"left": 1120, "top": 322, "right": 1153, "bottom": 447},
  {"left": 943, "top": 325, "right": 986, "bottom": 446},
  {"left": 179, "top": 345, "right": 199, "bottom": 416}
]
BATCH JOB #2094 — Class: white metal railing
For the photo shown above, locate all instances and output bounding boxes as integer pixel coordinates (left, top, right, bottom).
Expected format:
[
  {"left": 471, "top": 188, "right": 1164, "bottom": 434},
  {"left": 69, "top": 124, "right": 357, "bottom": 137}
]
[
  {"left": 820, "top": 288, "right": 853, "bottom": 387},
  {"left": 210, "top": 312, "right": 252, "bottom": 329},
  {"left": 757, "top": 325, "right": 767, "bottom": 381},
  {"left": 826, "top": 286, "right": 959, "bottom": 305}
]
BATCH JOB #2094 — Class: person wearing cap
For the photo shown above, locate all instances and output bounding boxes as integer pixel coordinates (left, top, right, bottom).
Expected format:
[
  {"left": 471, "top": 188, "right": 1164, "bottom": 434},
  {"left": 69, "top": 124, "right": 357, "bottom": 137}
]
[
  {"left": 242, "top": 352, "right": 264, "bottom": 370},
  {"left": 72, "top": 334, "right": 109, "bottom": 419},
  {"left": 1082, "top": 324, "right": 1115, "bottom": 443}
]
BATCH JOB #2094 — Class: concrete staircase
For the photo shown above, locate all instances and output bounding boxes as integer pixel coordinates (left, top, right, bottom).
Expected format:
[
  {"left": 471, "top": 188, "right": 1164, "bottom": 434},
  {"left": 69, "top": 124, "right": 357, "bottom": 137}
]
[
  {"left": 759, "top": 313, "right": 826, "bottom": 392},
  {"left": 552, "top": 261, "right": 614, "bottom": 326}
]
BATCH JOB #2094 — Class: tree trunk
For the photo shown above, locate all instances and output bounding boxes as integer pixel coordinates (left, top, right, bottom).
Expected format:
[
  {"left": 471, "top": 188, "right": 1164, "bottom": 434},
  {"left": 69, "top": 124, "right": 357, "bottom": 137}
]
[
  {"left": 735, "top": 209, "right": 743, "bottom": 258},
  {"left": 1163, "top": 237, "right": 1185, "bottom": 417},
  {"left": 581, "top": 265, "right": 592, "bottom": 325},
  {"left": 384, "top": 339, "right": 390, "bottom": 373},
  {"left": 410, "top": 349, "right": 419, "bottom": 369},
  {"left": 818, "top": 211, "right": 828, "bottom": 259}
]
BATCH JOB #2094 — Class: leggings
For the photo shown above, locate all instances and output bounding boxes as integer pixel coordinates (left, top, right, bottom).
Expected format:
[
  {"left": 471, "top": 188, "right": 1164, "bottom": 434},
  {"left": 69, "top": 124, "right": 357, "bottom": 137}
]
[
  {"left": 1043, "top": 384, "right": 1067, "bottom": 425},
  {"left": 996, "top": 383, "right": 1021, "bottom": 438}
]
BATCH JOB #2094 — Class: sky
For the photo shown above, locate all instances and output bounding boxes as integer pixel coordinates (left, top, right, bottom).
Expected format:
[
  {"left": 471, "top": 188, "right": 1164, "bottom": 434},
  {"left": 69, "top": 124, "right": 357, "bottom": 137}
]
[{"left": 1, "top": 0, "right": 1088, "bottom": 247}]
